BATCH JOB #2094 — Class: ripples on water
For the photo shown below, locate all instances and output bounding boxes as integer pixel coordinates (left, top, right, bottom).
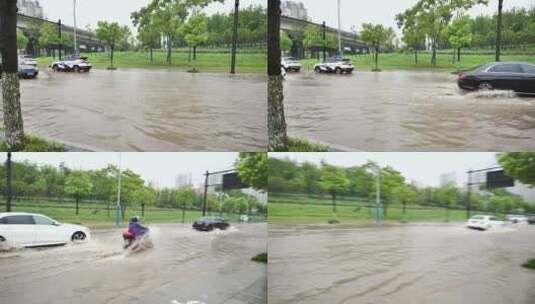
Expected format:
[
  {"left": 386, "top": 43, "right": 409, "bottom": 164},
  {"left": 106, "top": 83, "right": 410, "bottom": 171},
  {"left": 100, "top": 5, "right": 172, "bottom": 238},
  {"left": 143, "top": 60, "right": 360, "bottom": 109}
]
[
  {"left": 0, "top": 69, "right": 266, "bottom": 151},
  {"left": 284, "top": 71, "right": 535, "bottom": 151},
  {"left": 268, "top": 224, "right": 535, "bottom": 304}
]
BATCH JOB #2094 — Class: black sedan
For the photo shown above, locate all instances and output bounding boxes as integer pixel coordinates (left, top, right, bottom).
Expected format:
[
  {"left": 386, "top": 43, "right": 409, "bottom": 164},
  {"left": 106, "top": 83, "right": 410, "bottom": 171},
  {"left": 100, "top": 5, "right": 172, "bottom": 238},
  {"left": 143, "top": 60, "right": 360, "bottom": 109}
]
[
  {"left": 457, "top": 62, "right": 535, "bottom": 94},
  {"left": 192, "top": 217, "right": 230, "bottom": 231}
]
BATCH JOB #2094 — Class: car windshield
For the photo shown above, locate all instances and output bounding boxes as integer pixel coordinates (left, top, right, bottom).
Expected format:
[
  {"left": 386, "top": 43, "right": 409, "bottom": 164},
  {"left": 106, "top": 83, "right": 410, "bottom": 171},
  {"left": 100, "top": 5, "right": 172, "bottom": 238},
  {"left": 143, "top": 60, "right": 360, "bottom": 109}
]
[
  {"left": 471, "top": 216, "right": 485, "bottom": 220},
  {"left": 522, "top": 64, "right": 535, "bottom": 74}
]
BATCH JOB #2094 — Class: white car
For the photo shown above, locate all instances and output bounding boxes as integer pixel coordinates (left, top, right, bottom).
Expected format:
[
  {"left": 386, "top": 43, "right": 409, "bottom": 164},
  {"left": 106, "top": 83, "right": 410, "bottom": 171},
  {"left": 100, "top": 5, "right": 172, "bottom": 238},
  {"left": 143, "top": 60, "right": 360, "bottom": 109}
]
[
  {"left": 314, "top": 57, "right": 354, "bottom": 74},
  {"left": 466, "top": 215, "right": 504, "bottom": 230},
  {"left": 506, "top": 214, "right": 528, "bottom": 224},
  {"left": 51, "top": 55, "right": 92, "bottom": 72},
  {"left": 281, "top": 57, "right": 301, "bottom": 72},
  {"left": 19, "top": 55, "right": 38, "bottom": 66},
  {"left": 0, "top": 212, "right": 90, "bottom": 248}
]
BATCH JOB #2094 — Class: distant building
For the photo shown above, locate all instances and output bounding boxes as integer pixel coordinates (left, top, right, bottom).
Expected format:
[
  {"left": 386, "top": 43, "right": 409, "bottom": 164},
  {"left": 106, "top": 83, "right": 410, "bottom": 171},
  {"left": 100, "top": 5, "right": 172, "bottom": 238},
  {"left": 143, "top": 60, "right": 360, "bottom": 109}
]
[
  {"left": 440, "top": 172, "right": 457, "bottom": 186},
  {"left": 281, "top": 0, "right": 307, "bottom": 20},
  {"left": 175, "top": 173, "right": 193, "bottom": 189},
  {"left": 17, "top": 0, "right": 43, "bottom": 18}
]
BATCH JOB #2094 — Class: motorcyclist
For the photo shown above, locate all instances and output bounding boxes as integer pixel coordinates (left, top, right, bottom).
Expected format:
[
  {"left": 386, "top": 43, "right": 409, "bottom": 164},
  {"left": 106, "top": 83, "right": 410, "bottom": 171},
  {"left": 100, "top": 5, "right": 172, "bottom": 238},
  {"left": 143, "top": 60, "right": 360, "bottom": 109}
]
[{"left": 122, "top": 216, "right": 149, "bottom": 249}]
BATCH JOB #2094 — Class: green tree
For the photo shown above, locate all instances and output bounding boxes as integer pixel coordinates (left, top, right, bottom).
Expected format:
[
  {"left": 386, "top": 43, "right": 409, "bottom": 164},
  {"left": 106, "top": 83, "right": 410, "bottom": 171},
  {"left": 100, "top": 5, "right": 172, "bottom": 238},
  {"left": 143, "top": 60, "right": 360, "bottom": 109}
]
[
  {"left": 447, "top": 14, "right": 472, "bottom": 62},
  {"left": 181, "top": 13, "right": 209, "bottom": 64},
  {"left": 95, "top": 21, "right": 128, "bottom": 69},
  {"left": 17, "top": 29, "right": 29, "bottom": 50},
  {"left": 319, "top": 164, "right": 349, "bottom": 213},
  {"left": 133, "top": 186, "right": 157, "bottom": 217},
  {"left": 360, "top": 23, "right": 395, "bottom": 71},
  {"left": 498, "top": 153, "right": 535, "bottom": 187},
  {"left": 38, "top": 23, "right": 60, "bottom": 58},
  {"left": 65, "top": 170, "right": 92, "bottom": 215},
  {"left": 280, "top": 31, "right": 293, "bottom": 54},
  {"left": 397, "top": 0, "right": 487, "bottom": 66},
  {"left": 236, "top": 152, "right": 267, "bottom": 191},
  {"left": 435, "top": 182, "right": 461, "bottom": 221},
  {"left": 176, "top": 186, "right": 197, "bottom": 223}
]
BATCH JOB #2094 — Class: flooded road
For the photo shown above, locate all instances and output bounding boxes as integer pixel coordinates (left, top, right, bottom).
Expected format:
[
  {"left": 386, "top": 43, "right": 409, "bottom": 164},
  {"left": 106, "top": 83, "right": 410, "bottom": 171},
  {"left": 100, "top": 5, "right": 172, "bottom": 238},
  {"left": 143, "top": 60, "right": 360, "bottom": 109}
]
[
  {"left": 0, "top": 223, "right": 267, "bottom": 304},
  {"left": 1, "top": 69, "right": 266, "bottom": 151},
  {"left": 269, "top": 223, "right": 535, "bottom": 304},
  {"left": 284, "top": 71, "right": 535, "bottom": 151}
]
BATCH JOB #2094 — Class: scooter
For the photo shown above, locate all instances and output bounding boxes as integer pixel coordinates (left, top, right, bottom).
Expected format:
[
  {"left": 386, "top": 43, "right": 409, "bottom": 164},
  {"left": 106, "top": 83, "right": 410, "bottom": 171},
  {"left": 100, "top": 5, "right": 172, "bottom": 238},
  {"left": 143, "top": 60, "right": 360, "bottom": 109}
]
[{"left": 122, "top": 229, "right": 153, "bottom": 253}]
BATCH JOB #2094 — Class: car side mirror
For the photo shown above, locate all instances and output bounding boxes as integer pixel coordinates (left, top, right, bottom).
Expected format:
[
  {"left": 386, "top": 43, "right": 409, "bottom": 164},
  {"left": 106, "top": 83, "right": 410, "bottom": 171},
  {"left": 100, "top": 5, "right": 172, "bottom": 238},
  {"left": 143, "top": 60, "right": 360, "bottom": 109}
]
[{"left": 53, "top": 221, "right": 61, "bottom": 226}]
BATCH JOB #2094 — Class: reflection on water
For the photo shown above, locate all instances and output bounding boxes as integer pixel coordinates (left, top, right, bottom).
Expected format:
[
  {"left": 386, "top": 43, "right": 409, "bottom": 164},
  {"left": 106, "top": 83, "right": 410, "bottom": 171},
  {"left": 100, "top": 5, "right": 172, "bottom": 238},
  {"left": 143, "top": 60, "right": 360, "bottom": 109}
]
[
  {"left": 284, "top": 71, "right": 535, "bottom": 151},
  {"left": 268, "top": 224, "right": 535, "bottom": 304},
  {"left": 0, "top": 69, "right": 266, "bottom": 151}
]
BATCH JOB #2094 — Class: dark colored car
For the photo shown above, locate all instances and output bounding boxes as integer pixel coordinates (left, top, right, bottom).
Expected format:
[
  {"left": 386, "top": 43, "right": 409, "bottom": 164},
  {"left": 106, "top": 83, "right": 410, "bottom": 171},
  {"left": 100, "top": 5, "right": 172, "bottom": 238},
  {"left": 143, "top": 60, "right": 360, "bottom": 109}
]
[
  {"left": 528, "top": 216, "right": 535, "bottom": 225},
  {"left": 457, "top": 62, "right": 535, "bottom": 94},
  {"left": 192, "top": 217, "right": 230, "bottom": 231}
]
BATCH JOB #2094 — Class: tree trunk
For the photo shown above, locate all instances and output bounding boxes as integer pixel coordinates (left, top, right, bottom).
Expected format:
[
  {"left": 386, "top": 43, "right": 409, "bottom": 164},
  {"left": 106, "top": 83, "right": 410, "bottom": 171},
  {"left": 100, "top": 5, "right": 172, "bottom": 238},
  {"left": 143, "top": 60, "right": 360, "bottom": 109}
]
[
  {"left": 403, "top": 200, "right": 406, "bottom": 214},
  {"left": 193, "top": 46, "right": 197, "bottom": 61},
  {"left": 496, "top": 0, "right": 503, "bottom": 62},
  {"left": 75, "top": 197, "right": 79, "bottom": 215},
  {"left": 150, "top": 47, "right": 153, "bottom": 63},
  {"left": 1, "top": 0, "right": 26, "bottom": 150},
  {"left": 230, "top": 0, "right": 239, "bottom": 74},
  {"left": 167, "top": 36, "right": 172, "bottom": 64},
  {"left": 431, "top": 38, "right": 437, "bottom": 66},
  {"left": 141, "top": 203, "right": 145, "bottom": 217},
  {"left": 414, "top": 49, "right": 418, "bottom": 65},
  {"left": 331, "top": 191, "right": 336, "bottom": 213},
  {"left": 121, "top": 204, "right": 127, "bottom": 220},
  {"left": 110, "top": 44, "right": 115, "bottom": 69},
  {"left": 375, "top": 46, "right": 379, "bottom": 70},
  {"left": 457, "top": 47, "right": 461, "bottom": 62},
  {"left": 188, "top": 46, "right": 191, "bottom": 62},
  {"left": 268, "top": 0, "right": 288, "bottom": 151}
]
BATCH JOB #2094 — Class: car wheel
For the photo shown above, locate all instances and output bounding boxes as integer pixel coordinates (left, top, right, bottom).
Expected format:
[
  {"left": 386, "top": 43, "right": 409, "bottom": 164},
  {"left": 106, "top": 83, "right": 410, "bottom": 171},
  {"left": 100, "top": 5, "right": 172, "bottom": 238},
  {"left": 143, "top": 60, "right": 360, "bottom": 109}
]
[
  {"left": 53, "top": 65, "right": 60, "bottom": 72},
  {"left": 335, "top": 68, "right": 342, "bottom": 74},
  {"left": 0, "top": 236, "right": 5, "bottom": 242},
  {"left": 314, "top": 67, "right": 321, "bottom": 73},
  {"left": 71, "top": 231, "right": 86, "bottom": 241},
  {"left": 478, "top": 82, "right": 493, "bottom": 90},
  {"left": 73, "top": 66, "right": 80, "bottom": 73}
]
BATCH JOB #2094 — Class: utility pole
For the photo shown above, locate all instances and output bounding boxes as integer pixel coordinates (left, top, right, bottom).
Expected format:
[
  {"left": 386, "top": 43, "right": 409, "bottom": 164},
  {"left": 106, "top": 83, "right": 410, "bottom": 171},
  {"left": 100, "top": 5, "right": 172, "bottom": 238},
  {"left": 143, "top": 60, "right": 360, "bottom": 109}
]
[
  {"left": 73, "top": 0, "right": 78, "bottom": 53},
  {"left": 6, "top": 152, "right": 12, "bottom": 212},
  {"left": 466, "top": 170, "right": 472, "bottom": 219},
  {"left": 322, "top": 21, "right": 326, "bottom": 62},
  {"left": 375, "top": 167, "right": 381, "bottom": 225},
  {"left": 230, "top": 0, "right": 239, "bottom": 74},
  {"left": 202, "top": 171, "right": 209, "bottom": 216},
  {"left": 58, "top": 19, "right": 62, "bottom": 60},
  {"left": 495, "top": 0, "right": 503, "bottom": 62},
  {"left": 337, "top": 0, "right": 342, "bottom": 57},
  {"left": 115, "top": 153, "right": 122, "bottom": 226}
]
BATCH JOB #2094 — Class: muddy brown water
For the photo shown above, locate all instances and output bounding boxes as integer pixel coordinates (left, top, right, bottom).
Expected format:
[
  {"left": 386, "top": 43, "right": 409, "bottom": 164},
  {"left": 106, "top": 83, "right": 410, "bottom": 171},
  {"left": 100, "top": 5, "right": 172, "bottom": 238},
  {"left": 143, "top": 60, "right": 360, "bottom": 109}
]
[
  {"left": 0, "top": 223, "right": 267, "bottom": 304},
  {"left": 268, "top": 223, "right": 535, "bottom": 304},
  {"left": 0, "top": 69, "right": 266, "bottom": 151},
  {"left": 284, "top": 71, "right": 535, "bottom": 151}
]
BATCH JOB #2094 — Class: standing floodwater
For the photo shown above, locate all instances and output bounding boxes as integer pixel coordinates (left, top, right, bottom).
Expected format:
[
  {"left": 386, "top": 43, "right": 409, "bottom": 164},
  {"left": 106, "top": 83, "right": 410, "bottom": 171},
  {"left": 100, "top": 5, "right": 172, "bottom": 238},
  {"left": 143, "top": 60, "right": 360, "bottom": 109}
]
[
  {"left": 284, "top": 71, "right": 535, "bottom": 151},
  {"left": 269, "top": 223, "right": 535, "bottom": 304},
  {"left": 0, "top": 69, "right": 266, "bottom": 151},
  {"left": 0, "top": 223, "right": 267, "bottom": 304}
]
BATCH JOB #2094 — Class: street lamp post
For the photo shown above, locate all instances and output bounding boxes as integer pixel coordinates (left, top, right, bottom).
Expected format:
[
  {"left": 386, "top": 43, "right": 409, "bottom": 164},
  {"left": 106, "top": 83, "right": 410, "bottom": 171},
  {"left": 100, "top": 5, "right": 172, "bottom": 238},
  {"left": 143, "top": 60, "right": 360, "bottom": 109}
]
[
  {"left": 368, "top": 164, "right": 382, "bottom": 225},
  {"left": 115, "top": 153, "right": 122, "bottom": 226},
  {"left": 337, "top": 0, "right": 342, "bottom": 57},
  {"left": 73, "top": 0, "right": 78, "bottom": 53},
  {"left": 230, "top": 0, "right": 239, "bottom": 74}
]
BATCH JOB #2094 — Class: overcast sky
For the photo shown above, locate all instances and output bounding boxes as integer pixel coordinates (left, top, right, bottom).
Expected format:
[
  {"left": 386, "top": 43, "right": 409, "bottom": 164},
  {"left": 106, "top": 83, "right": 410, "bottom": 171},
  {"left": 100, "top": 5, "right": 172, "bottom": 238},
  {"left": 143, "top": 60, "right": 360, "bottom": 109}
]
[
  {"left": 300, "top": 0, "right": 533, "bottom": 33},
  {"left": 37, "top": 0, "right": 265, "bottom": 30},
  {"left": 0, "top": 153, "right": 238, "bottom": 188},
  {"left": 270, "top": 152, "right": 500, "bottom": 187},
  {"left": 35, "top": 0, "right": 533, "bottom": 34}
]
